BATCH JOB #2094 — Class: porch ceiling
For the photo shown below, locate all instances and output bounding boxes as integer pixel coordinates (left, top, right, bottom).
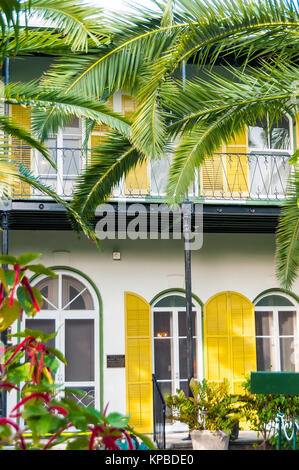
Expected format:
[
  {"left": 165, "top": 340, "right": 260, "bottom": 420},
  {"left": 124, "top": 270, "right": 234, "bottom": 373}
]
[{"left": 1, "top": 201, "right": 281, "bottom": 234}]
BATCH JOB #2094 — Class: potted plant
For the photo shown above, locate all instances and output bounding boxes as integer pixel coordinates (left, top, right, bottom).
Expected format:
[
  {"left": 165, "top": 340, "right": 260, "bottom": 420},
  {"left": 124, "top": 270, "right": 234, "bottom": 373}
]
[{"left": 165, "top": 379, "right": 241, "bottom": 450}]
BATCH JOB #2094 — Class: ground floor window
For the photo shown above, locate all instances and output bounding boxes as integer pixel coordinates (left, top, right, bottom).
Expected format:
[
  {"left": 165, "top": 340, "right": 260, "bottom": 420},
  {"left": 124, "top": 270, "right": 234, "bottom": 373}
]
[
  {"left": 255, "top": 293, "right": 298, "bottom": 372},
  {"left": 20, "top": 269, "right": 100, "bottom": 408},
  {"left": 152, "top": 293, "right": 202, "bottom": 397}
]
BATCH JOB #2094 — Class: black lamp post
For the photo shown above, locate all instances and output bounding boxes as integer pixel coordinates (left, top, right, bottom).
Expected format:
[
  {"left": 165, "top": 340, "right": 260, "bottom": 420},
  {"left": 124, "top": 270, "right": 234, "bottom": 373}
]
[{"left": 182, "top": 200, "right": 194, "bottom": 396}]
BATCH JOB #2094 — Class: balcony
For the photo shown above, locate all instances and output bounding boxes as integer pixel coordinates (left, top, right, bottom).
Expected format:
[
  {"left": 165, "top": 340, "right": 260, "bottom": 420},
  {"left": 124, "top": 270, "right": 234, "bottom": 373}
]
[{"left": 10, "top": 146, "right": 292, "bottom": 204}]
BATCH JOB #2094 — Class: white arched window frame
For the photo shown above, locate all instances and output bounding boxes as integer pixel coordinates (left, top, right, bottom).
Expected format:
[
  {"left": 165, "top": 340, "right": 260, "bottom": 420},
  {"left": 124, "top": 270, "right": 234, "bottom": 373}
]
[
  {"left": 254, "top": 292, "right": 299, "bottom": 372},
  {"left": 151, "top": 292, "right": 203, "bottom": 398},
  {"left": 9, "top": 269, "right": 100, "bottom": 414}
]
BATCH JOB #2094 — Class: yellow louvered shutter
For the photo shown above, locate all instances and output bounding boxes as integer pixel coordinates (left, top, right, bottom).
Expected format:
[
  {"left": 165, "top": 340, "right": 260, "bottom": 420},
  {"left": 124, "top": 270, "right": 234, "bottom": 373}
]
[
  {"left": 10, "top": 104, "right": 32, "bottom": 198},
  {"left": 201, "top": 151, "right": 224, "bottom": 195},
  {"left": 125, "top": 292, "right": 153, "bottom": 433},
  {"left": 224, "top": 128, "right": 249, "bottom": 196},
  {"left": 90, "top": 98, "right": 113, "bottom": 156},
  {"left": 204, "top": 291, "right": 256, "bottom": 394},
  {"left": 123, "top": 95, "right": 149, "bottom": 195}
]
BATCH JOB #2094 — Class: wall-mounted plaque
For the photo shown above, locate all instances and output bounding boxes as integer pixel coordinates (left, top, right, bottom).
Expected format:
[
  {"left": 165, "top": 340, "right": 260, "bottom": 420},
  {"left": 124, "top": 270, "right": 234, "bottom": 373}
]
[{"left": 107, "top": 355, "right": 125, "bottom": 368}]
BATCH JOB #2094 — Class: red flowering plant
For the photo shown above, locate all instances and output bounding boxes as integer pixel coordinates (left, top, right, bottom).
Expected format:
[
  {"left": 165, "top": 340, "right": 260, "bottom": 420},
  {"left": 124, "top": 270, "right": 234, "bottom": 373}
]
[{"left": 0, "top": 253, "right": 155, "bottom": 450}]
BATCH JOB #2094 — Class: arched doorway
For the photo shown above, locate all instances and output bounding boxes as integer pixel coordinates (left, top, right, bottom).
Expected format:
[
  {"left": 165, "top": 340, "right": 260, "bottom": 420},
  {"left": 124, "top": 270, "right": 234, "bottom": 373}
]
[
  {"left": 204, "top": 291, "right": 256, "bottom": 394},
  {"left": 151, "top": 292, "right": 203, "bottom": 398},
  {"left": 20, "top": 269, "right": 101, "bottom": 409}
]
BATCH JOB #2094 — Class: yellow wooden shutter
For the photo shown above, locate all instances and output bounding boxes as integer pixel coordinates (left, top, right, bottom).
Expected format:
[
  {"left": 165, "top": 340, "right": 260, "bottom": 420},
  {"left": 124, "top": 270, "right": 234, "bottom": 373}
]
[
  {"left": 123, "top": 95, "right": 149, "bottom": 196},
  {"left": 125, "top": 292, "right": 153, "bottom": 433},
  {"left": 201, "top": 151, "right": 224, "bottom": 195},
  {"left": 10, "top": 104, "right": 32, "bottom": 198},
  {"left": 90, "top": 98, "right": 113, "bottom": 155},
  {"left": 224, "top": 128, "right": 248, "bottom": 196},
  {"left": 204, "top": 291, "right": 256, "bottom": 394}
]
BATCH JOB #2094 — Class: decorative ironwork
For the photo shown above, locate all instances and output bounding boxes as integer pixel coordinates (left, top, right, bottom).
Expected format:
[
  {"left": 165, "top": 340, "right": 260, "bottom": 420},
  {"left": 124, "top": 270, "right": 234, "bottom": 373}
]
[{"left": 10, "top": 147, "right": 292, "bottom": 202}]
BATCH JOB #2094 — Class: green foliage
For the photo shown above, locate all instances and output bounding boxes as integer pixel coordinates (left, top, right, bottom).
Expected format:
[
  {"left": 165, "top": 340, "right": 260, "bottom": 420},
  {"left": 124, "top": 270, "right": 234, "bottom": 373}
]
[
  {"left": 0, "top": 254, "right": 154, "bottom": 450},
  {"left": 241, "top": 376, "right": 299, "bottom": 449},
  {"left": 165, "top": 378, "right": 241, "bottom": 434}
]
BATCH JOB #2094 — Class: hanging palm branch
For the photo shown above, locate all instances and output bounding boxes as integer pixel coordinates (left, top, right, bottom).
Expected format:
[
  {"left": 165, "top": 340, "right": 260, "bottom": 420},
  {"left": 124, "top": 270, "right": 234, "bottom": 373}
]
[
  {"left": 72, "top": 131, "right": 147, "bottom": 220},
  {"left": 20, "top": 0, "right": 108, "bottom": 51},
  {"left": 276, "top": 172, "right": 299, "bottom": 289}
]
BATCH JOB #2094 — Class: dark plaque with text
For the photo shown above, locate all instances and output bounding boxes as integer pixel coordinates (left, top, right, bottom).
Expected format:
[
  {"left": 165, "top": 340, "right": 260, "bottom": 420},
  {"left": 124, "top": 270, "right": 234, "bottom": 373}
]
[{"left": 107, "top": 355, "right": 125, "bottom": 368}]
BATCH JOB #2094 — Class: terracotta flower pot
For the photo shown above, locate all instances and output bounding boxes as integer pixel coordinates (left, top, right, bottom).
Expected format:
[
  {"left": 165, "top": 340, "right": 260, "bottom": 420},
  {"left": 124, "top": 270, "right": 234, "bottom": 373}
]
[{"left": 190, "top": 430, "right": 230, "bottom": 450}]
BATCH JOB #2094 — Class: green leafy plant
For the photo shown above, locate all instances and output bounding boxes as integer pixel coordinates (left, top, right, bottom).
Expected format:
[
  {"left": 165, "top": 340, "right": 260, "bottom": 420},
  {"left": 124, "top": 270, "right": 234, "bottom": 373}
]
[
  {"left": 241, "top": 376, "right": 299, "bottom": 449},
  {"left": 0, "top": 253, "right": 155, "bottom": 450},
  {"left": 165, "top": 378, "right": 241, "bottom": 435}
]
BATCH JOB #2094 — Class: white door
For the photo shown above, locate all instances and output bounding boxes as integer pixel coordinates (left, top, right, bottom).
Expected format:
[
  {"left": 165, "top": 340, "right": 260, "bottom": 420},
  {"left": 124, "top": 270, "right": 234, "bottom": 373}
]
[
  {"left": 35, "top": 117, "right": 84, "bottom": 197},
  {"left": 152, "top": 294, "right": 202, "bottom": 429}
]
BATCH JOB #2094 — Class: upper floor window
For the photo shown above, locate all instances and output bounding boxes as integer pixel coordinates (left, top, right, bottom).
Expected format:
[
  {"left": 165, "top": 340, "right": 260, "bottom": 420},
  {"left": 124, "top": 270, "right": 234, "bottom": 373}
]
[
  {"left": 248, "top": 115, "right": 292, "bottom": 152},
  {"left": 255, "top": 293, "right": 298, "bottom": 372}
]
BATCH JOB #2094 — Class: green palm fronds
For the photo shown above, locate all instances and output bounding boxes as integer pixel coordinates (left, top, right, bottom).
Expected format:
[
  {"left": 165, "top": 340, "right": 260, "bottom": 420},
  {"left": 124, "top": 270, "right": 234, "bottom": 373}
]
[{"left": 276, "top": 172, "right": 299, "bottom": 289}]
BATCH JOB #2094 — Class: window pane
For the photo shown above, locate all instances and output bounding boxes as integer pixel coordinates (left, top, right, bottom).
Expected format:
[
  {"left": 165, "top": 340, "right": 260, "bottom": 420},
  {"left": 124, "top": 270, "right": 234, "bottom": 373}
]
[
  {"left": 155, "top": 295, "right": 194, "bottom": 308},
  {"left": 157, "top": 381, "right": 172, "bottom": 398},
  {"left": 178, "top": 311, "right": 196, "bottom": 337},
  {"left": 154, "top": 311, "right": 172, "bottom": 337},
  {"left": 279, "top": 311, "right": 296, "bottom": 336},
  {"left": 256, "top": 295, "right": 294, "bottom": 307},
  {"left": 151, "top": 157, "right": 170, "bottom": 195},
  {"left": 25, "top": 319, "right": 55, "bottom": 349},
  {"left": 179, "top": 338, "right": 197, "bottom": 380},
  {"left": 66, "top": 387, "right": 95, "bottom": 408},
  {"left": 179, "top": 381, "right": 189, "bottom": 397},
  {"left": 35, "top": 277, "right": 58, "bottom": 310},
  {"left": 256, "top": 337, "right": 274, "bottom": 371},
  {"left": 154, "top": 338, "right": 172, "bottom": 380},
  {"left": 280, "top": 338, "right": 296, "bottom": 371},
  {"left": 255, "top": 311, "right": 273, "bottom": 336},
  {"left": 65, "top": 319, "right": 94, "bottom": 381},
  {"left": 270, "top": 117, "right": 290, "bottom": 150},
  {"left": 248, "top": 117, "right": 268, "bottom": 149},
  {"left": 62, "top": 147, "right": 81, "bottom": 176},
  {"left": 62, "top": 275, "right": 94, "bottom": 310}
]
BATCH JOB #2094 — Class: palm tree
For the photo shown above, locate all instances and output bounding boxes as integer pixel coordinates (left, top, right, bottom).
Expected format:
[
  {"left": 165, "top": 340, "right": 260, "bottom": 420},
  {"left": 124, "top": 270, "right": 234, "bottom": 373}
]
[
  {"left": 63, "top": 0, "right": 299, "bottom": 283},
  {"left": 0, "top": 0, "right": 136, "bottom": 244}
]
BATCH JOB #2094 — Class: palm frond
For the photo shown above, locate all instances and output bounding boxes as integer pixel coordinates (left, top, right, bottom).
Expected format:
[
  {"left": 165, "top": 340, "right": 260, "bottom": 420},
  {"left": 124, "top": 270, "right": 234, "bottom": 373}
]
[
  {"left": 0, "top": 114, "right": 54, "bottom": 166},
  {"left": 17, "top": 163, "right": 100, "bottom": 249},
  {"left": 21, "top": 0, "right": 108, "bottom": 52},
  {"left": 276, "top": 172, "right": 299, "bottom": 289},
  {"left": 72, "top": 131, "right": 146, "bottom": 219}
]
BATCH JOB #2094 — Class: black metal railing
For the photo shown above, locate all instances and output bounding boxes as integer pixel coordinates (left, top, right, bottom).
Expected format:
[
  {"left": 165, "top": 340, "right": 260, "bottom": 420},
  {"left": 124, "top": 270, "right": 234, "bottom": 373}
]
[{"left": 152, "top": 374, "right": 166, "bottom": 449}]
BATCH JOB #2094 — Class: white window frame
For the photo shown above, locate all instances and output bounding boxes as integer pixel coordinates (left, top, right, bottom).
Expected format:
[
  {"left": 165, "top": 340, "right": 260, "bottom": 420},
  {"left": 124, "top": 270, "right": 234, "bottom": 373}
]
[
  {"left": 255, "top": 293, "right": 299, "bottom": 372},
  {"left": 151, "top": 293, "right": 203, "bottom": 391},
  {"left": 8, "top": 270, "right": 100, "bottom": 417}
]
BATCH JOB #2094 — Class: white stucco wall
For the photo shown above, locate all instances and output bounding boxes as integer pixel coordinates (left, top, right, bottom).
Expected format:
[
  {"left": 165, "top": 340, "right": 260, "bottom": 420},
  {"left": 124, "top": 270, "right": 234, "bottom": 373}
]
[{"left": 6, "top": 229, "right": 299, "bottom": 415}]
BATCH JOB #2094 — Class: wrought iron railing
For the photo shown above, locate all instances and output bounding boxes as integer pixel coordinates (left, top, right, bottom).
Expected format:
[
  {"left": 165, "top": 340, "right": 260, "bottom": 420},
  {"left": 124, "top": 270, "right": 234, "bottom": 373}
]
[
  {"left": 152, "top": 374, "right": 166, "bottom": 449},
  {"left": 8, "top": 146, "right": 292, "bottom": 202}
]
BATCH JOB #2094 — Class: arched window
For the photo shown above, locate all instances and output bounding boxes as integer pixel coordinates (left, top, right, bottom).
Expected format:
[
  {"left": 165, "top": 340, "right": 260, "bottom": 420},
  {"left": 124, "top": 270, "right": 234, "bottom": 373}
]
[
  {"left": 254, "top": 293, "right": 298, "bottom": 372},
  {"left": 152, "top": 293, "right": 202, "bottom": 398},
  {"left": 23, "top": 270, "right": 100, "bottom": 408}
]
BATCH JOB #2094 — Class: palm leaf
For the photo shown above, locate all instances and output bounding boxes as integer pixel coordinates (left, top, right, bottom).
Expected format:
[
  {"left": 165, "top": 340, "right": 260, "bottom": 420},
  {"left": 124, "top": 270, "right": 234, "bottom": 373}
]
[
  {"left": 276, "top": 172, "right": 299, "bottom": 289},
  {"left": 72, "top": 131, "right": 146, "bottom": 219},
  {"left": 0, "top": 114, "right": 54, "bottom": 167},
  {"left": 21, "top": 0, "right": 108, "bottom": 52},
  {"left": 16, "top": 163, "right": 100, "bottom": 248}
]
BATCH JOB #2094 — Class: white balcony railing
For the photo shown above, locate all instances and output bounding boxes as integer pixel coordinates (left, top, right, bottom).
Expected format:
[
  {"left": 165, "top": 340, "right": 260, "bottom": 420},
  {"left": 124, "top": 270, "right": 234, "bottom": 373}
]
[{"left": 10, "top": 147, "right": 292, "bottom": 202}]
